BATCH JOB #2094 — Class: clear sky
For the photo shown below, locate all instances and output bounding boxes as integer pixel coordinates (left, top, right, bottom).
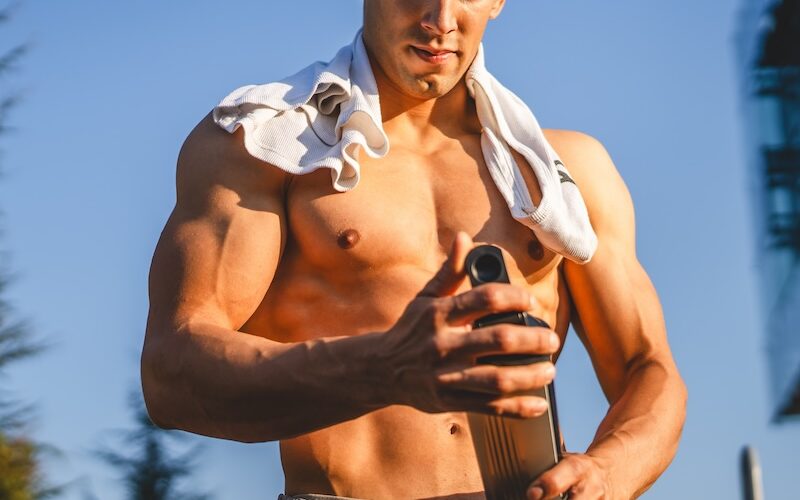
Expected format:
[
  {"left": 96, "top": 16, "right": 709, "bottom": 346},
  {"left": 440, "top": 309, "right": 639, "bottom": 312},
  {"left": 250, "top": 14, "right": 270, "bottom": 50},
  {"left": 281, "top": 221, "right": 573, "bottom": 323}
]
[{"left": 1, "top": 0, "right": 798, "bottom": 498}]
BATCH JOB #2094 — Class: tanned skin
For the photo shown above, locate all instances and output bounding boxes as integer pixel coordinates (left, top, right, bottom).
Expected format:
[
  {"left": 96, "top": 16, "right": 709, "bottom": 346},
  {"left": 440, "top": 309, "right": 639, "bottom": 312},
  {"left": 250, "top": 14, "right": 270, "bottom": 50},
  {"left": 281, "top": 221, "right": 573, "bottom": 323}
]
[{"left": 141, "top": 1, "right": 687, "bottom": 498}]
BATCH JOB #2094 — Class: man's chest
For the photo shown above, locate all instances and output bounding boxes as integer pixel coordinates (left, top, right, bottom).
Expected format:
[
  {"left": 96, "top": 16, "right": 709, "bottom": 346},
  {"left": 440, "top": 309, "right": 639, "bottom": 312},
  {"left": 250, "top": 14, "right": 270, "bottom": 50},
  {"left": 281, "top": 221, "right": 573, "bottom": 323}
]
[{"left": 284, "top": 134, "right": 560, "bottom": 285}]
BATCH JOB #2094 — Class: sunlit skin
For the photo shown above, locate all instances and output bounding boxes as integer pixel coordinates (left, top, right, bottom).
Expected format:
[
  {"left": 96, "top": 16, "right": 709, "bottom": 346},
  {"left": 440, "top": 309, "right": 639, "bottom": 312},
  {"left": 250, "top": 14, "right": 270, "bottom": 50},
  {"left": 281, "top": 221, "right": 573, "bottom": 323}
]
[{"left": 141, "top": 1, "right": 687, "bottom": 499}]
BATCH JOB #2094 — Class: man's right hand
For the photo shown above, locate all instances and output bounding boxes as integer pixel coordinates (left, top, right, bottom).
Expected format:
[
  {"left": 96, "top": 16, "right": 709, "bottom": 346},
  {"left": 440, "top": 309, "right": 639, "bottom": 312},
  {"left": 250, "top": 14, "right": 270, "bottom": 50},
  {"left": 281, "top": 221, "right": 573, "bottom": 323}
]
[{"left": 375, "top": 232, "right": 560, "bottom": 418}]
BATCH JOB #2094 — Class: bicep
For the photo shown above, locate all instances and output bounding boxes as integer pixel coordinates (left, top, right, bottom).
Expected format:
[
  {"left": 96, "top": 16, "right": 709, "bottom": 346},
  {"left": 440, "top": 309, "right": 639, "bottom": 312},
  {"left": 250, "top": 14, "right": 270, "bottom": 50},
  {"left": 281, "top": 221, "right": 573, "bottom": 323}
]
[
  {"left": 553, "top": 131, "right": 672, "bottom": 403},
  {"left": 147, "top": 117, "right": 288, "bottom": 335}
]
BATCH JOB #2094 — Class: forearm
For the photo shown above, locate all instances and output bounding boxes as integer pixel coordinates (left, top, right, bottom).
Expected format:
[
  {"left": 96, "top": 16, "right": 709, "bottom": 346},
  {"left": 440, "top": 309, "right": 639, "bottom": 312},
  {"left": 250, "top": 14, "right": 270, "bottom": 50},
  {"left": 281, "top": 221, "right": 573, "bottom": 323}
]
[
  {"left": 585, "top": 359, "right": 687, "bottom": 499},
  {"left": 141, "top": 321, "right": 388, "bottom": 443}
]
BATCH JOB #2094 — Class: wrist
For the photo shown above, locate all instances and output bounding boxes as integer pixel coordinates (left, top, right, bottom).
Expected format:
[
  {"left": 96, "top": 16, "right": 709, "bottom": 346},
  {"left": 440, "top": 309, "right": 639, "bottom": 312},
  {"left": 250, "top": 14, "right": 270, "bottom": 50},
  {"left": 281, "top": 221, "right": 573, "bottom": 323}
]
[
  {"left": 321, "top": 331, "right": 394, "bottom": 410},
  {"left": 358, "top": 330, "right": 397, "bottom": 407},
  {"left": 584, "top": 448, "right": 626, "bottom": 500}
]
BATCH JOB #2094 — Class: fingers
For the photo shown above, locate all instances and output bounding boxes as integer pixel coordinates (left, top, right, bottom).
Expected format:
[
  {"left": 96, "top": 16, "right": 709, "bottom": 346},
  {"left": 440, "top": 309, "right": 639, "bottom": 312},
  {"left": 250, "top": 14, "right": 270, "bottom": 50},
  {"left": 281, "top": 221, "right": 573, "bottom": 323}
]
[
  {"left": 528, "top": 458, "right": 576, "bottom": 500},
  {"left": 438, "top": 362, "right": 556, "bottom": 396},
  {"left": 445, "top": 323, "right": 560, "bottom": 359},
  {"left": 417, "top": 231, "right": 474, "bottom": 298},
  {"left": 438, "top": 389, "right": 550, "bottom": 418},
  {"left": 529, "top": 457, "right": 580, "bottom": 500},
  {"left": 446, "top": 283, "right": 535, "bottom": 326},
  {"left": 528, "top": 454, "right": 610, "bottom": 500},
  {"left": 432, "top": 324, "right": 559, "bottom": 417}
]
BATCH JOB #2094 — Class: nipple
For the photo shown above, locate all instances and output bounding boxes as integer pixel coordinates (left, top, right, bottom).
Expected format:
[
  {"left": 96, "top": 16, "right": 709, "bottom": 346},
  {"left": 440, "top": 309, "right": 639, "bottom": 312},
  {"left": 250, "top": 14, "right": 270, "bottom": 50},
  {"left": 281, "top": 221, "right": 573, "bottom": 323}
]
[
  {"left": 337, "top": 229, "right": 361, "bottom": 249},
  {"left": 528, "top": 237, "right": 544, "bottom": 261}
]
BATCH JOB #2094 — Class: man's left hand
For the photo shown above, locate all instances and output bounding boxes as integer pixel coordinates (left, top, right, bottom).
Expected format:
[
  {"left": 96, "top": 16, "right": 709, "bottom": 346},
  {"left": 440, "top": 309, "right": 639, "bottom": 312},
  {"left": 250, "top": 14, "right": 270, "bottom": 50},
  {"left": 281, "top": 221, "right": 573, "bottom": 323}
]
[{"left": 527, "top": 453, "right": 614, "bottom": 500}]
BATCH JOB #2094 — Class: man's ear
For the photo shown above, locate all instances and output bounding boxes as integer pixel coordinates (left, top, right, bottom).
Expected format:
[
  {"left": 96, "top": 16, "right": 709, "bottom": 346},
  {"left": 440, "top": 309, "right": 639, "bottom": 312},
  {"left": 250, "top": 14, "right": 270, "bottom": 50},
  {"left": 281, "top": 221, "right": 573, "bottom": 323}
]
[{"left": 489, "top": 0, "right": 506, "bottom": 19}]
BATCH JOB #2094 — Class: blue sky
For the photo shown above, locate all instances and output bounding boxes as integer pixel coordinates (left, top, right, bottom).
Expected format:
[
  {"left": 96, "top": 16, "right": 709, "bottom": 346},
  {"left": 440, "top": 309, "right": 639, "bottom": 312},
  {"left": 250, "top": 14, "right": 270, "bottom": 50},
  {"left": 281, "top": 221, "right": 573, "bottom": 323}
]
[{"left": 1, "top": 0, "right": 798, "bottom": 498}]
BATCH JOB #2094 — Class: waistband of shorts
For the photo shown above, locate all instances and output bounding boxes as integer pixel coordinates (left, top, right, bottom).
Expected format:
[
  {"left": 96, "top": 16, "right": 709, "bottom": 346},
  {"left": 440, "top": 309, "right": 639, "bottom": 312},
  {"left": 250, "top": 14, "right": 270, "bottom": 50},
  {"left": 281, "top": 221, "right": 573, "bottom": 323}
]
[{"left": 278, "top": 494, "right": 362, "bottom": 500}]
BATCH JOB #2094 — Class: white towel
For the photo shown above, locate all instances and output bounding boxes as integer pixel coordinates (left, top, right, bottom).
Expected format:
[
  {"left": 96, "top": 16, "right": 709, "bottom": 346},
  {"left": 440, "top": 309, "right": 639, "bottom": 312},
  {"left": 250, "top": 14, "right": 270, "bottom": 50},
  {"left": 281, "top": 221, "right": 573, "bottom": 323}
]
[{"left": 213, "top": 31, "right": 598, "bottom": 264}]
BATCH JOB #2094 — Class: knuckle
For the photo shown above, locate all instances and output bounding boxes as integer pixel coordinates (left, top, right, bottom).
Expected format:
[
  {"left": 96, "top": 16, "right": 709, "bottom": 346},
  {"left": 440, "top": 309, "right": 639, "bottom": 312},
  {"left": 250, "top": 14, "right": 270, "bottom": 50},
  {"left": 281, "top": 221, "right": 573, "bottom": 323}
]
[
  {"left": 571, "top": 456, "right": 589, "bottom": 476},
  {"left": 510, "top": 398, "right": 527, "bottom": 416},
  {"left": 433, "top": 307, "right": 450, "bottom": 329},
  {"left": 425, "top": 299, "right": 449, "bottom": 326},
  {"left": 522, "top": 397, "right": 547, "bottom": 417},
  {"left": 537, "top": 475, "right": 559, "bottom": 494},
  {"left": 494, "top": 373, "right": 516, "bottom": 393},
  {"left": 503, "top": 398, "right": 527, "bottom": 418},
  {"left": 447, "top": 294, "right": 464, "bottom": 315},
  {"left": 481, "top": 285, "right": 505, "bottom": 310},
  {"left": 429, "top": 296, "right": 447, "bottom": 315},
  {"left": 432, "top": 332, "right": 452, "bottom": 358},
  {"left": 517, "top": 288, "right": 532, "bottom": 308},
  {"left": 493, "top": 326, "right": 516, "bottom": 351}
]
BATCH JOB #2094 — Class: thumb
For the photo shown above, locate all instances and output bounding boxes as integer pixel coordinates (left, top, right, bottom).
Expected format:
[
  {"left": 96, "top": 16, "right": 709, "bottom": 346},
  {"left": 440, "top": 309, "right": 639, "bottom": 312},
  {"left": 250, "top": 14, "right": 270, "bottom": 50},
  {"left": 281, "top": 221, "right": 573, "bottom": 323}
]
[{"left": 418, "top": 231, "right": 474, "bottom": 298}]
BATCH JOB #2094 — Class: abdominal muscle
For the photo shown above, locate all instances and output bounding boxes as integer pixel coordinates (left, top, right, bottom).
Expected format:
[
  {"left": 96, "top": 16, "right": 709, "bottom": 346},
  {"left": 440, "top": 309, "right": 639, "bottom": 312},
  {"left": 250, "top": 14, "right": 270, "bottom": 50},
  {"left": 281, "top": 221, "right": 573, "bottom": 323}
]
[{"left": 281, "top": 407, "right": 484, "bottom": 499}]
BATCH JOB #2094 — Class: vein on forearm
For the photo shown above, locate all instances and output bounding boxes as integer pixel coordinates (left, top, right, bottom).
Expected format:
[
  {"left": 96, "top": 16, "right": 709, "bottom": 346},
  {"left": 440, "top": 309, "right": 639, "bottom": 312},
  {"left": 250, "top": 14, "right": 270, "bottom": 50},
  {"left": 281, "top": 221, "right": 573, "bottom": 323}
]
[
  {"left": 587, "top": 358, "right": 687, "bottom": 499},
  {"left": 147, "top": 321, "right": 387, "bottom": 442}
]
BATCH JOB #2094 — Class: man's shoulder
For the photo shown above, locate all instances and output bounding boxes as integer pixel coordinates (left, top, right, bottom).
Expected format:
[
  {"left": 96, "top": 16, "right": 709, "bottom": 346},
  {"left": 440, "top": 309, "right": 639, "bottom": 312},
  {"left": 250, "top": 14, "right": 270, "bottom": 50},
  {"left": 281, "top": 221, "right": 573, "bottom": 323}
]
[
  {"left": 179, "top": 112, "right": 272, "bottom": 177},
  {"left": 542, "top": 128, "right": 631, "bottom": 232},
  {"left": 542, "top": 129, "right": 610, "bottom": 174},
  {"left": 175, "top": 113, "right": 289, "bottom": 207},
  {"left": 542, "top": 128, "right": 620, "bottom": 184}
]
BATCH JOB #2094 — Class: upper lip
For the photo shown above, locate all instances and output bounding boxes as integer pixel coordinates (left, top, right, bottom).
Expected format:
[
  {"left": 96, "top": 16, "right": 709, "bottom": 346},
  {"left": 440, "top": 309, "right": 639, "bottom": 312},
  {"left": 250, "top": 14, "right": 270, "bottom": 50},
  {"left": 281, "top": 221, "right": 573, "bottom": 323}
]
[{"left": 413, "top": 45, "right": 456, "bottom": 55}]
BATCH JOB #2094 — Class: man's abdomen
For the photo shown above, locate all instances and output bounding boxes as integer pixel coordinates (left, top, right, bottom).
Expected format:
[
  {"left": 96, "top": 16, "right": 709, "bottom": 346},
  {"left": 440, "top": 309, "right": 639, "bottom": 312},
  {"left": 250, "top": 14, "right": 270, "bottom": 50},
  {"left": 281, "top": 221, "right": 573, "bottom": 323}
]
[{"left": 280, "top": 406, "right": 486, "bottom": 499}]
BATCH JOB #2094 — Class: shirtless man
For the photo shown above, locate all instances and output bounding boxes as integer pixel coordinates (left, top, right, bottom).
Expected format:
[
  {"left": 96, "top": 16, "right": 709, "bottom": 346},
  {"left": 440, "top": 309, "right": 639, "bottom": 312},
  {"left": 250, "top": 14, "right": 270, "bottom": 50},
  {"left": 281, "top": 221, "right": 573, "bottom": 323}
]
[{"left": 141, "top": 1, "right": 687, "bottom": 498}]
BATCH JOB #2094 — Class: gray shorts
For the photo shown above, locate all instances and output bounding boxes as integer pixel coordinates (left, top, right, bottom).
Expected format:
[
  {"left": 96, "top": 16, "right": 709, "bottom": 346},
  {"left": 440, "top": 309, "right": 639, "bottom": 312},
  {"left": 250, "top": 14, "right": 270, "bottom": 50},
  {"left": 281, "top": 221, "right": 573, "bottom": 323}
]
[
  {"left": 278, "top": 495, "right": 361, "bottom": 500},
  {"left": 279, "top": 494, "right": 487, "bottom": 500}
]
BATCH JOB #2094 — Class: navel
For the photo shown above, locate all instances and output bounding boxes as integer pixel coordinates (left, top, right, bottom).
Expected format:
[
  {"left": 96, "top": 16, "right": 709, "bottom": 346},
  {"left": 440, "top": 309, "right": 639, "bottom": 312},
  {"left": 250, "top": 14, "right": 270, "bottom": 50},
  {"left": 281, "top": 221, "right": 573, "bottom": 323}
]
[
  {"left": 528, "top": 236, "right": 544, "bottom": 261},
  {"left": 449, "top": 423, "right": 460, "bottom": 435},
  {"left": 337, "top": 228, "right": 361, "bottom": 249}
]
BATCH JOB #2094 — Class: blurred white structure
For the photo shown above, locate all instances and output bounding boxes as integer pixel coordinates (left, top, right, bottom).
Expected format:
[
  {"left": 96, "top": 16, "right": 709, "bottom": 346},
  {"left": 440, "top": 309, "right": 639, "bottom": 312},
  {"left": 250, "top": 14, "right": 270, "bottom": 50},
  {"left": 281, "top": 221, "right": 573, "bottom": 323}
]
[
  {"left": 740, "top": 446, "right": 765, "bottom": 500},
  {"left": 737, "top": 0, "right": 800, "bottom": 420}
]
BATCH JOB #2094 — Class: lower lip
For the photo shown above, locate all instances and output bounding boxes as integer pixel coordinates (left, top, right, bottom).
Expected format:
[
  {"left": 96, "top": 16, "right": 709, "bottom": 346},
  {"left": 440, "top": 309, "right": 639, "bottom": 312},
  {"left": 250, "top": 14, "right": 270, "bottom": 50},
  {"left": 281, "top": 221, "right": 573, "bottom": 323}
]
[{"left": 411, "top": 46, "right": 455, "bottom": 65}]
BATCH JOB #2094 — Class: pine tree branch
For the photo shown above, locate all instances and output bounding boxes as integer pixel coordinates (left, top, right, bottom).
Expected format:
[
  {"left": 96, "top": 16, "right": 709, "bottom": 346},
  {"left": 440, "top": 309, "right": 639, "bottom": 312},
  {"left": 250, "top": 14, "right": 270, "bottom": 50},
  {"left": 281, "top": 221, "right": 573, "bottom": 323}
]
[
  {"left": 0, "top": 1, "right": 22, "bottom": 25},
  {"left": 0, "top": 43, "right": 28, "bottom": 78},
  {"left": 0, "top": 319, "right": 45, "bottom": 370},
  {"left": 94, "top": 392, "right": 214, "bottom": 500}
]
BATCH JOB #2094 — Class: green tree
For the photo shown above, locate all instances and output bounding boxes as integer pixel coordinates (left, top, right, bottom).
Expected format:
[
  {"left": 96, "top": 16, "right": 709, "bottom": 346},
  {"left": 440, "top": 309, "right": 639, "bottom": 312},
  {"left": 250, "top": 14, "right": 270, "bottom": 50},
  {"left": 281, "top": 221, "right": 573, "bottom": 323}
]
[
  {"left": 95, "top": 393, "right": 213, "bottom": 500},
  {"left": 0, "top": 313, "right": 49, "bottom": 500},
  {"left": 0, "top": 277, "right": 55, "bottom": 499},
  {"left": 0, "top": 2, "right": 57, "bottom": 498}
]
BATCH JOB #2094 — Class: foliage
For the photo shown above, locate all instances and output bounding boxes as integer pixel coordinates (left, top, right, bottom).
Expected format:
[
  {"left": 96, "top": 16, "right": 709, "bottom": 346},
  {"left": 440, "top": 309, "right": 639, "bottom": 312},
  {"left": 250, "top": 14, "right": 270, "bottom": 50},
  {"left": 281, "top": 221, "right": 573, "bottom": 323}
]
[
  {"left": 0, "top": 433, "right": 58, "bottom": 500},
  {"left": 0, "top": 2, "right": 57, "bottom": 498},
  {"left": 95, "top": 393, "right": 213, "bottom": 500},
  {"left": 0, "top": 279, "right": 53, "bottom": 498},
  {"left": 0, "top": 2, "right": 27, "bottom": 139}
]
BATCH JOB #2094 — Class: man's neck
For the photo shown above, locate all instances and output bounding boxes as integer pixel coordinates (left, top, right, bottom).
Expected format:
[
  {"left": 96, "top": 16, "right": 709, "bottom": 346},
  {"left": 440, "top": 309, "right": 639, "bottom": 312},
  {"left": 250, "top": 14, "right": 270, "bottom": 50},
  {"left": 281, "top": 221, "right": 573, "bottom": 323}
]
[{"left": 369, "top": 59, "right": 481, "bottom": 145}]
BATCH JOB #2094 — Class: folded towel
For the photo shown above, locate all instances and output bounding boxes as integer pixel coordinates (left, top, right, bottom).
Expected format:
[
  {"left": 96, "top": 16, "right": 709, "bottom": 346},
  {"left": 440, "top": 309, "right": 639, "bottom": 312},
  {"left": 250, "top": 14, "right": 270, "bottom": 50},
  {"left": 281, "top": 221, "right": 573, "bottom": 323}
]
[{"left": 213, "top": 30, "right": 597, "bottom": 264}]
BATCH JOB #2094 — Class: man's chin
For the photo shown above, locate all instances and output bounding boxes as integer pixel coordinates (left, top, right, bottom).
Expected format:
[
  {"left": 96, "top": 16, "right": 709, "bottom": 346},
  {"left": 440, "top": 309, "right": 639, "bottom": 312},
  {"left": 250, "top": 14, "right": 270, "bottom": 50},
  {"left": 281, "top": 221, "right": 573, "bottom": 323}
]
[{"left": 407, "top": 76, "right": 461, "bottom": 100}]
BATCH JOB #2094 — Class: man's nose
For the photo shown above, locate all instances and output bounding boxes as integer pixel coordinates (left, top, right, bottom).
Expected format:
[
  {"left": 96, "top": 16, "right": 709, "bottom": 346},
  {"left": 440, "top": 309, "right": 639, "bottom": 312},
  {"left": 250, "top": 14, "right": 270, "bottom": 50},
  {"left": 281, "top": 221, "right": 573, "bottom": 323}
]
[{"left": 420, "top": 0, "right": 458, "bottom": 36}]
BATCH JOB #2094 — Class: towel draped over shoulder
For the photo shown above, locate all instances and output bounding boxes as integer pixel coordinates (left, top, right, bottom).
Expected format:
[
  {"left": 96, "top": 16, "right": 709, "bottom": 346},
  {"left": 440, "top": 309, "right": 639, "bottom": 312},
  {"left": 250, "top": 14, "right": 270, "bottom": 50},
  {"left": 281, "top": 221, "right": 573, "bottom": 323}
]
[{"left": 213, "top": 30, "right": 598, "bottom": 264}]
